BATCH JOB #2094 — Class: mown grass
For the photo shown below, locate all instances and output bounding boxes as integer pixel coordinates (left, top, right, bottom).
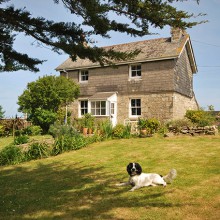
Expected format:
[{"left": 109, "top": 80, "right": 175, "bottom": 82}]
[{"left": 0, "top": 135, "right": 219, "bottom": 220}]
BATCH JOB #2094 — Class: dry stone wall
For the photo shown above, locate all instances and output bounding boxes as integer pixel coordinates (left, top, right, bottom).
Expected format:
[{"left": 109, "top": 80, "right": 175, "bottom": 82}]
[{"left": 165, "top": 125, "right": 218, "bottom": 137}]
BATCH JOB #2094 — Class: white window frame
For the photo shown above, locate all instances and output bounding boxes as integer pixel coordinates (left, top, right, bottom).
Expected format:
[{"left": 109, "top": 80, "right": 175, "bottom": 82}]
[
  {"left": 79, "top": 69, "right": 89, "bottom": 83},
  {"left": 129, "top": 64, "right": 142, "bottom": 79},
  {"left": 91, "top": 100, "right": 107, "bottom": 116},
  {"left": 130, "top": 98, "right": 141, "bottom": 117},
  {"left": 79, "top": 100, "right": 88, "bottom": 116}
]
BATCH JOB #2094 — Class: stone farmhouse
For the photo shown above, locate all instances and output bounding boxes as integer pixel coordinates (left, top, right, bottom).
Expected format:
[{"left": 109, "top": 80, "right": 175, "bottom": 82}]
[{"left": 56, "top": 28, "right": 199, "bottom": 127}]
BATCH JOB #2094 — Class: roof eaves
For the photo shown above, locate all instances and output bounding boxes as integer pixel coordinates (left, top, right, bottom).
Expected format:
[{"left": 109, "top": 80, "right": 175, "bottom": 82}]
[
  {"left": 56, "top": 55, "right": 179, "bottom": 72},
  {"left": 177, "top": 35, "right": 197, "bottom": 74}
]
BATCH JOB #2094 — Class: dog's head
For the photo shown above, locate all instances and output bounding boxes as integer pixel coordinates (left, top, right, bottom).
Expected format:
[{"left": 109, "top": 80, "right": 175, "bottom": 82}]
[{"left": 127, "top": 162, "right": 142, "bottom": 176}]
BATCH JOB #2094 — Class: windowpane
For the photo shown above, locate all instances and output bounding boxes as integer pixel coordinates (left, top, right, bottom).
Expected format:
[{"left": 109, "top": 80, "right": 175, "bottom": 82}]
[
  {"left": 96, "top": 109, "right": 100, "bottom": 115},
  {"left": 131, "top": 99, "right": 136, "bottom": 107},
  {"left": 91, "top": 102, "right": 95, "bottom": 108},
  {"left": 101, "top": 109, "right": 106, "bottom": 115},
  {"left": 131, "top": 108, "right": 136, "bottom": 115},
  {"left": 137, "top": 108, "right": 141, "bottom": 115},
  {"left": 101, "top": 101, "right": 106, "bottom": 108},
  {"left": 111, "top": 103, "right": 115, "bottom": 114},
  {"left": 91, "top": 109, "right": 95, "bottom": 115}
]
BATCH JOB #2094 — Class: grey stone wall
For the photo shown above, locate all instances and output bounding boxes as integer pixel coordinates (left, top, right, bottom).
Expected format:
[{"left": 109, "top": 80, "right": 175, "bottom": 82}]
[
  {"left": 66, "top": 60, "right": 176, "bottom": 97},
  {"left": 173, "top": 93, "right": 199, "bottom": 119},
  {"left": 64, "top": 55, "right": 198, "bottom": 123},
  {"left": 174, "top": 48, "right": 194, "bottom": 97}
]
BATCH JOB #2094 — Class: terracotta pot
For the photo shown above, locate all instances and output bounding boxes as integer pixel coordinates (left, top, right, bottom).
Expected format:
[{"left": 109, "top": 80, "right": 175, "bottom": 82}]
[
  {"left": 83, "top": 127, "right": 88, "bottom": 135},
  {"left": 140, "top": 129, "right": 147, "bottom": 136},
  {"left": 88, "top": 128, "right": 93, "bottom": 134}
]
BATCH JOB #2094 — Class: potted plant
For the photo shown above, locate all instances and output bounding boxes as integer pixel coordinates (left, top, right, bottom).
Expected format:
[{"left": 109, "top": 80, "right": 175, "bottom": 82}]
[
  {"left": 137, "top": 118, "right": 148, "bottom": 136},
  {"left": 81, "top": 113, "right": 94, "bottom": 135}
]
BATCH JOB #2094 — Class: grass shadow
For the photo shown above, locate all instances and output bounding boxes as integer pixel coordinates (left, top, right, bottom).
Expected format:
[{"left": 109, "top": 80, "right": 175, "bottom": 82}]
[{"left": 0, "top": 160, "right": 184, "bottom": 220}]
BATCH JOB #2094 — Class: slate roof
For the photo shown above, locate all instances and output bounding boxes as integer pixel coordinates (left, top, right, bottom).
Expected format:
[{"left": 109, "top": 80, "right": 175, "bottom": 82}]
[{"left": 56, "top": 34, "right": 196, "bottom": 72}]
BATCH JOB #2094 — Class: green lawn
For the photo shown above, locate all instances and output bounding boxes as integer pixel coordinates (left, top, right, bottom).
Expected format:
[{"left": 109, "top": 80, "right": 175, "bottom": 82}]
[{"left": 0, "top": 135, "right": 219, "bottom": 219}]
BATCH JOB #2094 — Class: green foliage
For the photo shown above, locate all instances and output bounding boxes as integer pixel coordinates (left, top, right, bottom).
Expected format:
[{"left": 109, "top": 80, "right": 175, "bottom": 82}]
[
  {"left": 138, "top": 118, "right": 160, "bottom": 134},
  {"left": 99, "top": 119, "right": 113, "bottom": 139},
  {"left": 49, "top": 122, "right": 78, "bottom": 138},
  {"left": 0, "top": 145, "right": 24, "bottom": 165},
  {"left": 14, "top": 135, "right": 29, "bottom": 145},
  {"left": 167, "top": 118, "right": 193, "bottom": 132},
  {"left": 0, "top": 105, "right": 5, "bottom": 119},
  {"left": 81, "top": 113, "right": 95, "bottom": 128},
  {"left": 17, "top": 75, "right": 80, "bottom": 133},
  {"left": 52, "top": 134, "right": 87, "bottom": 156},
  {"left": 112, "top": 124, "right": 131, "bottom": 139},
  {"left": 185, "top": 110, "right": 215, "bottom": 127},
  {"left": 1, "top": 1, "right": 204, "bottom": 72},
  {"left": 146, "top": 118, "right": 160, "bottom": 134},
  {"left": 26, "top": 142, "right": 51, "bottom": 160},
  {"left": 22, "top": 125, "right": 42, "bottom": 136},
  {"left": 31, "top": 109, "right": 57, "bottom": 134},
  {"left": 137, "top": 118, "right": 148, "bottom": 130}
]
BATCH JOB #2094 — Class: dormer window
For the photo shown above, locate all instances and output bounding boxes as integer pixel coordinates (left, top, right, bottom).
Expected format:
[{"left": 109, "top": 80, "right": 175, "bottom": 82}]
[
  {"left": 79, "top": 69, "right": 89, "bottom": 82},
  {"left": 130, "top": 64, "right": 141, "bottom": 78}
]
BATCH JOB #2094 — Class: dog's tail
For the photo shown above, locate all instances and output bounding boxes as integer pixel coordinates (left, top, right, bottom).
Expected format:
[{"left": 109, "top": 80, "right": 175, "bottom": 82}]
[{"left": 162, "top": 169, "right": 177, "bottom": 184}]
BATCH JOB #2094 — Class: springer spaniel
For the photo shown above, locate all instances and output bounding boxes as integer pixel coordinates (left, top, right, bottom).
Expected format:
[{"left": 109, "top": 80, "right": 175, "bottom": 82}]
[{"left": 116, "top": 162, "right": 177, "bottom": 191}]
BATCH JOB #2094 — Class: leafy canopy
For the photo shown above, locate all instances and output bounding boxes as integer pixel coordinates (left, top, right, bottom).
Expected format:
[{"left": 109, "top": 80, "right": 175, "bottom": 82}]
[
  {"left": 1, "top": 0, "right": 204, "bottom": 72},
  {"left": 17, "top": 75, "right": 79, "bottom": 132},
  {"left": 18, "top": 75, "right": 79, "bottom": 113}
]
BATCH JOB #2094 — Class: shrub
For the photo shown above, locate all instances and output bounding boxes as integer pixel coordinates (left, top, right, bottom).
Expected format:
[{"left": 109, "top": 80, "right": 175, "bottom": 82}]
[
  {"left": 146, "top": 118, "right": 160, "bottom": 134},
  {"left": 52, "top": 134, "right": 87, "bottom": 155},
  {"left": 166, "top": 118, "right": 193, "bottom": 133},
  {"left": 0, "top": 145, "right": 24, "bottom": 165},
  {"left": 99, "top": 119, "right": 113, "bottom": 139},
  {"left": 185, "top": 110, "right": 215, "bottom": 127},
  {"left": 138, "top": 118, "right": 160, "bottom": 135},
  {"left": 26, "top": 142, "right": 51, "bottom": 160},
  {"left": 112, "top": 124, "right": 131, "bottom": 139},
  {"left": 49, "top": 122, "right": 78, "bottom": 138},
  {"left": 112, "top": 124, "right": 125, "bottom": 138},
  {"left": 23, "top": 125, "right": 42, "bottom": 136},
  {"left": 14, "top": 135, "right": 29, "bottom": 145},
  {"left": 123, "top": 124, "right": 132, "bottom": 138},
  {"left": 137, "top": 118, "right": 148, "bottom": 130}
]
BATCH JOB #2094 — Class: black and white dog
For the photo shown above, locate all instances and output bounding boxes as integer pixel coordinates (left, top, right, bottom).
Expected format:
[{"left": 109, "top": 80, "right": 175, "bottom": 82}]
[{"left": 116, "top": 162, "right": 177, "bottom": 191}]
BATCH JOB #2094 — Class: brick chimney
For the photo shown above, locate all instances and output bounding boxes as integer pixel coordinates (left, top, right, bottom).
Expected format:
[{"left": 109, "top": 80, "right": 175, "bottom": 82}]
[{"left": 170, "top": 27, "right": 185, "bottom": 43}]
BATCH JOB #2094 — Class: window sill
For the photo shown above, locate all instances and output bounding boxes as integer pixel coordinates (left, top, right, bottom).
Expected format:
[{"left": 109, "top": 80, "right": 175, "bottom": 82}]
[
  {"left": 79, "top": 81, "right": 88, "bottom": 84},
  {"left": 128, "top": 78, "right": 142, "bottom": 82}
]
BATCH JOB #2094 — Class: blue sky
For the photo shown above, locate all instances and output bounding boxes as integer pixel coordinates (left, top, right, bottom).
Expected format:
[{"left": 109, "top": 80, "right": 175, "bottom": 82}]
[{"left": 0, "top": 0, "right": 219, "bottom": 118}]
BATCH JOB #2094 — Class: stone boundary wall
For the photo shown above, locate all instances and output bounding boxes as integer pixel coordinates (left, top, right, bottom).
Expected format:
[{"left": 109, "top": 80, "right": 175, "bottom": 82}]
[{"left": 165, "top": 125, "right": 218, "bottom": 137}]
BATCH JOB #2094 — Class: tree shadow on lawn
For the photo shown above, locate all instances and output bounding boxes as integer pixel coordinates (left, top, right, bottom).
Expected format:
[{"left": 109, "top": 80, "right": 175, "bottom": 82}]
[{"left": 0, "top": 161, "right": 183, "bottom": 220}]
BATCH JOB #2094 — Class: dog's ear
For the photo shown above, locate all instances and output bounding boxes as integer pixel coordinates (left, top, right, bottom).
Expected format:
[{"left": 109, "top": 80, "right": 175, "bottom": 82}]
[
  {"left": 126, "top": 163, "right": 133, "bottom": 175},
  {"left": 135, "top": 163, "right": 142, "bottom": 175}
]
